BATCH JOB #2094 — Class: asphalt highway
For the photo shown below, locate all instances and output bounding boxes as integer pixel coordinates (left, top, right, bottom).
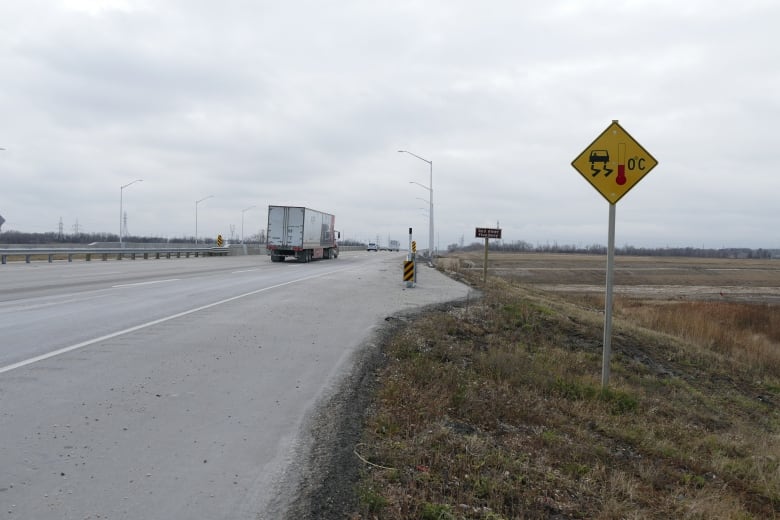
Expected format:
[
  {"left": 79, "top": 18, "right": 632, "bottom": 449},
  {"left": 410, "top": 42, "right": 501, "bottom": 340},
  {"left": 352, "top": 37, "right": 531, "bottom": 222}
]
[{"left": 0, "top": 252, "right": 472, "bottom": 519}]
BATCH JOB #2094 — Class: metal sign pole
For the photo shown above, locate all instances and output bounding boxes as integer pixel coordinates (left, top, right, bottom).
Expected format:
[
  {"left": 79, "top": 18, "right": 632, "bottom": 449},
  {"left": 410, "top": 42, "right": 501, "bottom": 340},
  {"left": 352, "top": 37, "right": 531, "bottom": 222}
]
[
  {"left": 407, "top": 228, "right": 412, "bottom": 261},
  {"left": 483, "top": 237, "right": 489, "bottom": 284},
  {"left": 602, "top": 203, "right": 616, "bottom": 389},
  {"left": 407, "top": 227, "right": 415, "bottom": 288}
]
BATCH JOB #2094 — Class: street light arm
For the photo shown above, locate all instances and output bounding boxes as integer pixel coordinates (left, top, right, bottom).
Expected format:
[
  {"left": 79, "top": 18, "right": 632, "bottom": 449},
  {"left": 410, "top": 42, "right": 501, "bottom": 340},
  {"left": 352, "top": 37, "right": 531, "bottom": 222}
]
[
  {"left": 398, "top": 150, "right": 431, "bottom": 165},
  {"left": 409, "top": 181, "right": 431, "bottom": 191},
  {"left": 121, "top": 179, "right": 143, "bottom": 190}
]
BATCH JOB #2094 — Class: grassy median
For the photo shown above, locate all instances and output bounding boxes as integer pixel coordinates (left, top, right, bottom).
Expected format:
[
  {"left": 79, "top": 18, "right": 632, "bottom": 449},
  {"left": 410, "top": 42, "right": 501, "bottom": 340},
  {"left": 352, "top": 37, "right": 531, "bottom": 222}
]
[{"left": 350, "top": 265, "right": 780, "bottom": 519}]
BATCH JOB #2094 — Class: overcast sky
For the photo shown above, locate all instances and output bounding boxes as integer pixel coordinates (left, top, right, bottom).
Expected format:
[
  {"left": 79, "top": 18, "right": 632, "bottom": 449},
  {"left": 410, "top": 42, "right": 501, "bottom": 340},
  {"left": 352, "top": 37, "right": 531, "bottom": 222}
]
[{"left": 1, "top": 0, "right": 779, "bottom": 249}]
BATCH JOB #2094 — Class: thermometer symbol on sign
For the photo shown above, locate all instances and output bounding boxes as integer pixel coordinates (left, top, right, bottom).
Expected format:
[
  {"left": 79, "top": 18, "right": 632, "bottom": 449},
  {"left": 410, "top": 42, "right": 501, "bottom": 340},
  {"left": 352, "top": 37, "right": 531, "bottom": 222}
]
[{"left": 616, "top": 142, "right": 627, "bottom": 185}]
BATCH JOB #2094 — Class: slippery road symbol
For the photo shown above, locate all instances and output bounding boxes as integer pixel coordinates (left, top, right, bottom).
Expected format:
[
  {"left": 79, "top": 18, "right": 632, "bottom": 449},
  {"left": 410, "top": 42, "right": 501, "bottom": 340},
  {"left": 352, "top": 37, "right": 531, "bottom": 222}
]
[{"left": 589, "top": 149, "right": 613, "bottom": 178}]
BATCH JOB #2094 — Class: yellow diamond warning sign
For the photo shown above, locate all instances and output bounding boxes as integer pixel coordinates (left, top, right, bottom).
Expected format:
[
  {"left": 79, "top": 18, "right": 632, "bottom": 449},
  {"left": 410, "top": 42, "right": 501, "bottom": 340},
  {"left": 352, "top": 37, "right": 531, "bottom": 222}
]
[{"left": 571, "top": 121, "right": 658, "bottom": 204}]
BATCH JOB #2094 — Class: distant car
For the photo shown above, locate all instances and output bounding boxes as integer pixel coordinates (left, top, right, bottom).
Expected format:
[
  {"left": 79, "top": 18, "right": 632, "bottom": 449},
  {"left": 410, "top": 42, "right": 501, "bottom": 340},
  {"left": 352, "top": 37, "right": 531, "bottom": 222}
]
[{"left": 367, "top": 242, "right": 378, "bottom": 251}]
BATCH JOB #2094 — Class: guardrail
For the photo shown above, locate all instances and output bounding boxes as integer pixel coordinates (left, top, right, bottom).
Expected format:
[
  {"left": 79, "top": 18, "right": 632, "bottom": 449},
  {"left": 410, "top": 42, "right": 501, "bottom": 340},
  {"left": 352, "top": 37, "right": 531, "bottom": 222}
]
[
  {"left": 0, "top": 244, "right": 380, "bottom": 265},
  {"left": 0, "top": 247, "right": 229, "bottom": 265}
]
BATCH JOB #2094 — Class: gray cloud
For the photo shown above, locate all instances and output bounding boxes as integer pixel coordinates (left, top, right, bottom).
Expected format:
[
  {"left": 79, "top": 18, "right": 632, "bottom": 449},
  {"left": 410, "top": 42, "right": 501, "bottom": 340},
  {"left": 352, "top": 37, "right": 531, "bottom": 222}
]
[{"left": 1, "top": 0, "right": 779, "bottom": 248}]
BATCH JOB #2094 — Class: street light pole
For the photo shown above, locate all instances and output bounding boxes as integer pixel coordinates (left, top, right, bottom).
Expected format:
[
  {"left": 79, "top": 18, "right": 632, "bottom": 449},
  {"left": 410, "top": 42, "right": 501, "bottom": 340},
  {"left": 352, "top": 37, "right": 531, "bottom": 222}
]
[
  {"left": 241, "top": 205, "right": 257, "bottom": 243},
  {"left": 119, "top": 179, "right": 143, "bottom": 248},
  {"left": 399, "top": 150, "right": 433, "bottom": 260},
  {"left": 195, "top": 195, "right": 214, "bottom": 245}
]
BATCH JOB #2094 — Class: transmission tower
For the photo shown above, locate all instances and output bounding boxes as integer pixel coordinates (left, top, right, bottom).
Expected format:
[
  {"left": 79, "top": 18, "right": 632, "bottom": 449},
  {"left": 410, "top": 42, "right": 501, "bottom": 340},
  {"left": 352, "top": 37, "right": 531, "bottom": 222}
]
[{"left": 58, "top": 217, "right": 64, "bottom": 241}]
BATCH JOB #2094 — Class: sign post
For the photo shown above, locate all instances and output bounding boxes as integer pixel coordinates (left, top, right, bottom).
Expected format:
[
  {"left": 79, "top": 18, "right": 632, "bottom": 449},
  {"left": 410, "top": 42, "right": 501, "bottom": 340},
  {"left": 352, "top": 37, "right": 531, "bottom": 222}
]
[
  {"left": 411, "top": 241, "right": 417, "bottom": 283},
  {"left": 404, "top": 227, "right": 415, "bottom": 288},
  {"left": 475, "top": 227, "right": 502, "bottom": 284},
  {"left": 571, "top": 120, "right": 657, "bottom": 388},
  {"left": 603, "top": 204, "right": 616, "bottom": 388}
]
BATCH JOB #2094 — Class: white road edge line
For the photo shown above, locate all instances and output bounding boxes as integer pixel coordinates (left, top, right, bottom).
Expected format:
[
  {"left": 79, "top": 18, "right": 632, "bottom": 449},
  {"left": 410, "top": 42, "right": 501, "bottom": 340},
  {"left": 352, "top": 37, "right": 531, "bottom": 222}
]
[
  {"left": 0, "top": 266, "right": 353, "bottom": 374},
  {"left": 112, "top": 279, "right": 181, "bottom": 288}
]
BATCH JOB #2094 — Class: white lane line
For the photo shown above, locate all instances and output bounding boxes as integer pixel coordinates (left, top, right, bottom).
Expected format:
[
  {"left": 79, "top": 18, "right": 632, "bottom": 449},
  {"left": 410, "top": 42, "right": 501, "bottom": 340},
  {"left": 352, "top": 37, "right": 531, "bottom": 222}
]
[
  {"left": 0, "top": 266, "right": 353, "bottom": 374},
  {"left": 232, "top": 269, "right": 259, "bottom": 274},
  {"left": 112, "top": 279, "right": 180, "bottom": 288}
]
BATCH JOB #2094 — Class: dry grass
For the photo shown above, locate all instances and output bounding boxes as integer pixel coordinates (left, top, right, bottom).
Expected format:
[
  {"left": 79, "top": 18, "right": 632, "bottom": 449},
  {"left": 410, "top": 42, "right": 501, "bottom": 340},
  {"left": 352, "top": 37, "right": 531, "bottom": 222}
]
[
  {"left": 616, "top": 299, "right": 780, "bottom": 374},
  {"left": 352, "top": 257, "right": 780, "bottom": 519}
]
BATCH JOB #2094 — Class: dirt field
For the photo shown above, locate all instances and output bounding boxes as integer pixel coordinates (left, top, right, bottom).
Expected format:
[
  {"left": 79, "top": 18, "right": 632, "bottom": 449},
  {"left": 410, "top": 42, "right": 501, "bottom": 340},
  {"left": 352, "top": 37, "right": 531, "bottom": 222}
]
[{"left": 439, "top": 252, "right": 780, "bottom": 303}]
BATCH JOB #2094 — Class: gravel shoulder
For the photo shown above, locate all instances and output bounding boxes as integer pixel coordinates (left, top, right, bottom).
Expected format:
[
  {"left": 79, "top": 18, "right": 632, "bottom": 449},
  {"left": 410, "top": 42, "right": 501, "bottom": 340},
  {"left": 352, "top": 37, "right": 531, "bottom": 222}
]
[
  {"left": 282, "top": 260, "right": 477, "bottom": 519},
  {"left": 281, "top": 317, "right": 399, "bottom": 519}
]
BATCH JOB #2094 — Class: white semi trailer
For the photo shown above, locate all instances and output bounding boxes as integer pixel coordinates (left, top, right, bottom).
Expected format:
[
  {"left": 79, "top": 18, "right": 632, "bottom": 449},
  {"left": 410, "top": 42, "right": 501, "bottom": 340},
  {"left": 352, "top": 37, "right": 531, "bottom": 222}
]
[{"left": 266, "top": 205, "right": 339, "bottom": 262}]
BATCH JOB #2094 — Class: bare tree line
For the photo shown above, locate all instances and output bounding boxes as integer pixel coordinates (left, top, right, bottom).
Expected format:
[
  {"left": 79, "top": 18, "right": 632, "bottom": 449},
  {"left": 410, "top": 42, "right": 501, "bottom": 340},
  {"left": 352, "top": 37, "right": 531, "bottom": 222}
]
[
  {"left": 448, "top": 240, "right": 777, "bottom": 259},
  {"left": 0, "top": 230, "right": 266, "bottom": 245}
]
